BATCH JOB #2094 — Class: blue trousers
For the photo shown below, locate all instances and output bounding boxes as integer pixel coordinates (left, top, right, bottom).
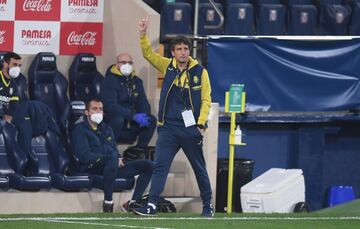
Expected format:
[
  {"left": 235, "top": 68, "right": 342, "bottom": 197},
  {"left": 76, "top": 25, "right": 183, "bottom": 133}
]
[
  {"left": 108, "top": 114, "right": 157, "bottom": 147},
  {"left": 148, "top": 124, "right": 212, "bottom": 206},
  {"left": 86, "top": 157, "right": 153, "bottom": 201}
]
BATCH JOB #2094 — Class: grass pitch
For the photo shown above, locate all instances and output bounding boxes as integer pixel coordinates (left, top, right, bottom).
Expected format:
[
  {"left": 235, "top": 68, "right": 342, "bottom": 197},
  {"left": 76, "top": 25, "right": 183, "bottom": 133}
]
[{"left": 1, "top": 200, "right": 360, "bottom": 229}]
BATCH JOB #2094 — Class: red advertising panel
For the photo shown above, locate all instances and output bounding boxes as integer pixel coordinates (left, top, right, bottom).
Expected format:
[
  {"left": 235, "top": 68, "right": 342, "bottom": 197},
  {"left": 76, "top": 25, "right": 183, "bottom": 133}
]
[
  {"left": 0, "top": 21, "right": 14, "bottom": 51},
  {"left": 15, "top": 0, "right": 61, "bottom": 21},
  {"left": 60, "top": 22, "right": 102, "bottom": 55}
]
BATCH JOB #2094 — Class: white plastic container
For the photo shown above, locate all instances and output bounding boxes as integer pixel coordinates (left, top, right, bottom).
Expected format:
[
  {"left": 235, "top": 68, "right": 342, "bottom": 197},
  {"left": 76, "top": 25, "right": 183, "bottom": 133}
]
[{"left": 240, "top": 168, "right": 305, "bottom": 213}]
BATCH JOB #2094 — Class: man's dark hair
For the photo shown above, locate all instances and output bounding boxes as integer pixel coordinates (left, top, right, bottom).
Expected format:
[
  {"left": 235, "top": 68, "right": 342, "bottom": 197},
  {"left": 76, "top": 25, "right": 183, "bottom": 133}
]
[
  {"left": 4, "top": 52, "right": 21, "bottom": 64},
  {"left": 86, "top": 98, "right": 102, "bottom": 110},
  {"left": 170, "top": 36, "right": 191, "bottom": 51}
]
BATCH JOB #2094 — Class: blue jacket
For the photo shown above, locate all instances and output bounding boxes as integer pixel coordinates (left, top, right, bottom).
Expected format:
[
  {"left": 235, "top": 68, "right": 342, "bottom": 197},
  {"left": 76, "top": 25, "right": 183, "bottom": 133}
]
[
  {"left": 158, "top": 61, "right": 204, "bottom": 125},
  {"left": 71, "top": 117, "right": 118, "bottom": 170},
  {"left": 100, "top": 65, "right": 151, "bottom": 121}
]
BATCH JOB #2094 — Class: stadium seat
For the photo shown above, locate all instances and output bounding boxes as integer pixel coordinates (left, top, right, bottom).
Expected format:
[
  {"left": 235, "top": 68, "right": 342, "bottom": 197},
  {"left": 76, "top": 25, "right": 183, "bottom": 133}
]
[
  {"left": 257, "top": 4, "right": 286, "bottom": 35},
  {"left": 198, "top": 3, "right": 224, "bottom": 35},
  {"left": 69, "top": 53, "right": 103, "bottom": 103},
  {"left": 0, "top": 119, "right": 51, "bottom": 190},
  {"left": 257, "top": 0, "right": 281, "bottom": 5},
  {"left": 160, "top": 3, "right": 192, "bottom": 42},
  {"left": 225, "top": 0, "right": 251, "bottom": 4},
  {"left": 288, "top": 0, "right": 314, "bottom": 5},
  {"left": 0, "top": 51, "right": 28, "bottom": 101},
  {"left": 319, "top": 4, "right": 351, "bottom": 35},
  {"left": 225, "top": 3, "right": 254, "bottom": 35},
  {"left": 199, "top": 0, "right": 223, "bottom": 3},
  {"left": 350, "top": 2, "right": 360, "bottom": 35},
  {"left": 28, "top": 52, "right": 69, "bottom": 123},
  {"left": 31, "top": 128, "right": 92, "bottom": 191},
  {"left": 288, "top": 4, "right": 317, "bottom": 35},
  {"left": 318, "top": 0, "right": 344, "bottom": 6}
]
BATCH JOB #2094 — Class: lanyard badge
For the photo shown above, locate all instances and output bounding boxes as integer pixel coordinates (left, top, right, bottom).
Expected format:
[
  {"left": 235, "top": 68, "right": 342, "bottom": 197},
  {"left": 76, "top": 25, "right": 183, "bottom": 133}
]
[{"left": 181, "top": 109, "right": 196, "bottom": 127}]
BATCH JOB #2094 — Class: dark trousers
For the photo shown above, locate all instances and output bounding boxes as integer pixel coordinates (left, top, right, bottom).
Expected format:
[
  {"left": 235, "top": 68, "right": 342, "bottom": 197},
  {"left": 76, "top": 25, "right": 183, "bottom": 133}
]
[
  {"left": 108, "top": 114, "right": 157, "bottom": 147},
  {"left": 11, "top": 101, "right": 38, "bottom": 175},
  {"left": 86, "top": 157, "right": 154, "bottom": 201},
  {"left": 148, "top": 124, "right": 212, "bottom": 206}
]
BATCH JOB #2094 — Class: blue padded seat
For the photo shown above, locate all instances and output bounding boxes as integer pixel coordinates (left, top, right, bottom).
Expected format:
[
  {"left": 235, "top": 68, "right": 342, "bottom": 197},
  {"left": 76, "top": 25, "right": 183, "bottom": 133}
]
[
  {"left": 92, "top": 175, "right": 135, "bottom": 191},
  {"left": 0, "top": 120, "right": 51, "bottom": 190},
  {"left": 225, "top": 3, "right": 254, "bottom": 35},
  {"left": 319, "top": 4, "right": 351, "bottom": 35},
  {"left": 288, "top": 0, "right": 314, "bottom": 5},
  {"left": 31, "top": 130, "right": 92, "bottom": 191},
  {"left": 224, "top": 0, "right": 251, "bottom": 4},
  {"left": 350, "top": 2, "right": 360, "bottom": 35},
  {"left": 318, "top": 0, "right": 344, "bottom": 6},
  {"left": 257, "top": 0, "right": 281, "bottom": 3},
  {"left": 28, "top": 52, "right": 69, "bottom": 123},
  {"left": 69, "top": 53, "right": 103, "bottom": 103},
  {"left": 160, "top": 3, "right": 192, "bottom": 42},
  {"left": 198, "top": 3, "right": 224, "bottom": 35},
  {"left": 0, "top": 51, "right": 28, "bottom": 101},
  {"left": 257, "top": 4, "right": 286, "bottom": 35},
  {"left": 288, "top": 4, "right": 317, "bottom": 35}
]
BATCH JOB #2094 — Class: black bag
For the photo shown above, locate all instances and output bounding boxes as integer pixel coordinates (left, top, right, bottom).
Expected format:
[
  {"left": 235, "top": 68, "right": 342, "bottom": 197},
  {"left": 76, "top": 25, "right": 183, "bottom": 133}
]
[
  {"left": 141, "top": 194, "right": 176, "bottom": 213},
  {"left": 123, "top": 146, "right": 155, "bottom": 161}
]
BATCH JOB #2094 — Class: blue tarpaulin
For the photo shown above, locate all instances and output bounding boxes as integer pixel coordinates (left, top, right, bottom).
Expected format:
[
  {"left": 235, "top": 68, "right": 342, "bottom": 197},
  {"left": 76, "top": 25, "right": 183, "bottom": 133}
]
[{"left": 208, "top": 38, "right": 360, "bottom": 112}]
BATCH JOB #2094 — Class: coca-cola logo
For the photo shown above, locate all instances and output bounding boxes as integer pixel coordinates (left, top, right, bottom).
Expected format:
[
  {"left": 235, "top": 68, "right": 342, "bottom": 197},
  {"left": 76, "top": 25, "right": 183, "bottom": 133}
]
[
  {"left": 67, "top": 31, "right": 96, "bottom": 46},
  {"left": 23, "top": 0, "right": 52, "bottom": 12},
  {"left": 0, "top": 30, "right": 5, "bottom": 44}
]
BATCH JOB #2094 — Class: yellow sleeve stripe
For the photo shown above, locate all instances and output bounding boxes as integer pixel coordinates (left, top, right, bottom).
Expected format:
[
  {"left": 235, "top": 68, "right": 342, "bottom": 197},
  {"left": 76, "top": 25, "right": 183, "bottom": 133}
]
[{"left": 10, "top": 96, "right": 19, "bottom": 101}]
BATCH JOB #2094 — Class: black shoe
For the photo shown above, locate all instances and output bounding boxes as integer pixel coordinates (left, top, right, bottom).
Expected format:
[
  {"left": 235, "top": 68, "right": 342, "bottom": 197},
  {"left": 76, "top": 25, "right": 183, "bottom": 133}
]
[
  {"left": 103, "top": 201, "right": 114, "bottom": 213},
  {"left": 133, "top": 204, "right": 157, "bottom": 216},
  {"left": 121, "top": 200, "right": 143, "bottom": 212},
  {"left": 201, "top": 204, "right": 214, "bottom": 217}
]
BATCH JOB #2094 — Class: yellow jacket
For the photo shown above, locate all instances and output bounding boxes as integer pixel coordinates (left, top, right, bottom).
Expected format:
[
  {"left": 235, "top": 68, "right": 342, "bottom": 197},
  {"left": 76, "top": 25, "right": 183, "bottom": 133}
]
[{"left": 140, "top": 35, "right": 211, "bottom": 126}]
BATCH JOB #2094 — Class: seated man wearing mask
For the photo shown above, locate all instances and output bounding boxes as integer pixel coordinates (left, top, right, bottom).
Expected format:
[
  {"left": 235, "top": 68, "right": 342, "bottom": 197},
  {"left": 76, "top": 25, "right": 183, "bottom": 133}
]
[
  {"left": 100, "top": 53, "right": 156, "bottom": 148},
  {"left": 71, "top": 98, "right": 154, "bottom": 213},
  {"left": 0, "top": 52, "right": 60, "bottom": 174},
  {"left": 0, "top": 52, "right": 22, "bottom": 122}
]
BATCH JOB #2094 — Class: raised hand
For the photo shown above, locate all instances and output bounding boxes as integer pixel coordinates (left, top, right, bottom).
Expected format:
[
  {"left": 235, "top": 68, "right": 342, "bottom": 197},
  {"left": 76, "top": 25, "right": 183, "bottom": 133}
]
[{"left": 138, "top": 16, "right": 149, "bottom": 36}]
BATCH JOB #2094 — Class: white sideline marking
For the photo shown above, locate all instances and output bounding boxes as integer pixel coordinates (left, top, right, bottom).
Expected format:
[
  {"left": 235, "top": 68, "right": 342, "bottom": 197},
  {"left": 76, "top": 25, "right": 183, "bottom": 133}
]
[
  {"left": 0, "top": 216, "right": 360, "bottom": 221},
  {"left": 40, "top": 219, "right": 173, "bottom": 229}
]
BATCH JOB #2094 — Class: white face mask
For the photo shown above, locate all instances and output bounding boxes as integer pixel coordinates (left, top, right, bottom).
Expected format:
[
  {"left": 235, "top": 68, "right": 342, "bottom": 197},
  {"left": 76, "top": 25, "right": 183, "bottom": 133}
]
[
  {"left": 120, "top": 63, "right": 133, "bottom": 76},
  {"left": 90, "top": 112, "right": 103, "bottom": 124},
  {"left": 9, "top": 66, "right": 21, "bottom": 79}
]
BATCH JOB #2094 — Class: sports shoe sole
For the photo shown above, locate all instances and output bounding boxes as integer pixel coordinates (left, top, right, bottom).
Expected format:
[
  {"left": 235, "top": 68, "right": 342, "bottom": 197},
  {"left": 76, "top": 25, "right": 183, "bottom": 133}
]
[{"left": 133, "top": 209, "right": 157, "bottom": 217}]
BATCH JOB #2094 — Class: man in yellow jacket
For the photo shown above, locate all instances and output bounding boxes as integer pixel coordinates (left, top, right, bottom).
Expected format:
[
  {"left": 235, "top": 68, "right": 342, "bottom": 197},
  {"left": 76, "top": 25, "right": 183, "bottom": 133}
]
[{"left": 133, "top": 17, "right": 214, "bottom": 217}]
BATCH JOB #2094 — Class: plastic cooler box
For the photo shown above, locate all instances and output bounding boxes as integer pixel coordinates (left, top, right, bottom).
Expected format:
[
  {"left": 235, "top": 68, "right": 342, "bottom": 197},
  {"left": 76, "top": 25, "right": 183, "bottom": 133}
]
[{"left": 241, "top": 168, "right": 305, "bottom": 213}]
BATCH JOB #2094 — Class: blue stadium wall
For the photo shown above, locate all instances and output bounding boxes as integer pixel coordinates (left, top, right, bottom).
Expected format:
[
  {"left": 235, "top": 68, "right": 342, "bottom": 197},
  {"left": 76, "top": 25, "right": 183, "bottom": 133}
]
[{"left": 208, "top": 38, "right": 360, "bottom": 210}]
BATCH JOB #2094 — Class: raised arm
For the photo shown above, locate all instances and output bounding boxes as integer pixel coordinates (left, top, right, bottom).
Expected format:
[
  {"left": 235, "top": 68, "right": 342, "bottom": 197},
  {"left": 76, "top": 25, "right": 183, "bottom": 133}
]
[{"left": 138, "top": 17, "right": 171, "bottom": 74}]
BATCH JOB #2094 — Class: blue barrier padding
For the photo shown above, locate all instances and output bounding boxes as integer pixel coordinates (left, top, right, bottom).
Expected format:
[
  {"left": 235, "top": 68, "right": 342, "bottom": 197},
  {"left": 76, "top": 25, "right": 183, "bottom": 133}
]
[{"left": 208, "top": 38, "right": 360, "bottom": 112}]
